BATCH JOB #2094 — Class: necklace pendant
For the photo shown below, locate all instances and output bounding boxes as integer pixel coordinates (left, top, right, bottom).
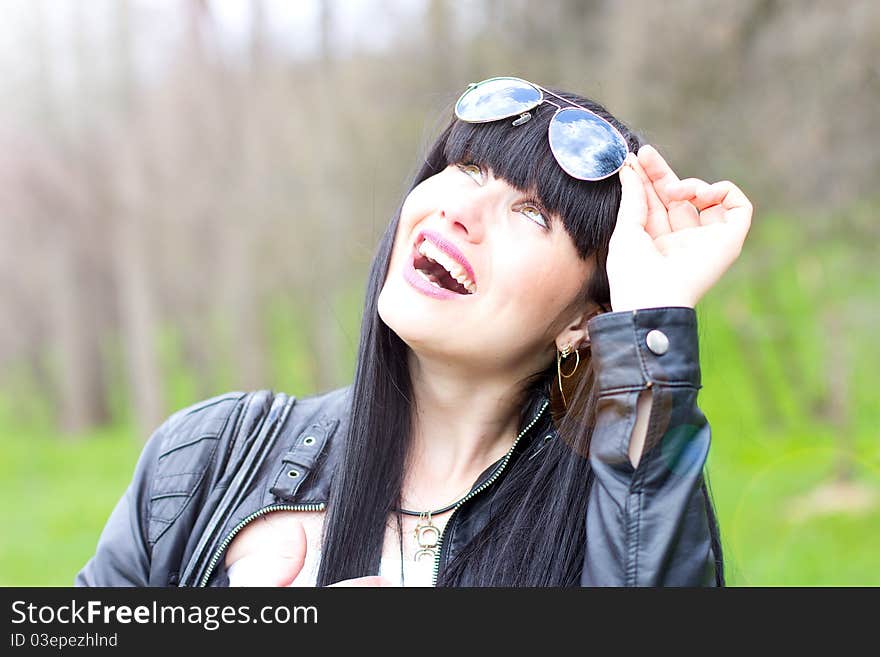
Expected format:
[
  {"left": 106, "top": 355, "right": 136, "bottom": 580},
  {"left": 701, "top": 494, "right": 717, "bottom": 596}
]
[
  {"left": 414, "top": 547, "right": 436, "bottom": 562},
  {"left": 413, "top": 512, "right": 440, "bottom": 562}
]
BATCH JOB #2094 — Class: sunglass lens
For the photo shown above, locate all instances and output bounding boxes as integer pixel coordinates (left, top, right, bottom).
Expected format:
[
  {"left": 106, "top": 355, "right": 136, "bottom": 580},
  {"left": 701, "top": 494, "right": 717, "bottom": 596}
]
[
  {"left": 455, "top": 77, "right": 542, "bottom": 122},
  {"left": 548, "top": 108, "right": 629, "bottom": 180}
]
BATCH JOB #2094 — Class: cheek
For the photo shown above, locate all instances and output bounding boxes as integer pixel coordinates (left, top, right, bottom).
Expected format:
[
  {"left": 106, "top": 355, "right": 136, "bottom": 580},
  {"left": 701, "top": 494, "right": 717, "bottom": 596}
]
[
  {"left": 496, "top": 252, "right": 586, "bottom": 320},
  {"left": 393, "top": 181, "right": 441, "bottom": 251},
  {"left": 399, "top": 176, "right": 447, "bottom": 225}
]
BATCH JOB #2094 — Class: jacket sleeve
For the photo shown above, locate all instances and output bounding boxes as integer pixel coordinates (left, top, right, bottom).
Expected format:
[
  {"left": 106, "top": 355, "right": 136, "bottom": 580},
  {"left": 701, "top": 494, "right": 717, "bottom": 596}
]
[
  {"left": 73, "top": 417, "right": 171, "bottom": 586},
  {"left": 580, "top": 306, "right": 720, "bottom": 587}
]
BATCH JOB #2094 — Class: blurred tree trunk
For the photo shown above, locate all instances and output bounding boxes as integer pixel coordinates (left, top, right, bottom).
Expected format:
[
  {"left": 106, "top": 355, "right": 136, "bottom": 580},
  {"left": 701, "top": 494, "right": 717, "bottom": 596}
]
[
  {"left": 72, "top": 1, "right": 112, "bottom": 428},
  {"left": 46, "top": 236, "right": 92, "bottom": 435},
  {"left": 553, "top": 0, "right": 605, "bottom": 89},
  {"left": 113, "top": 0, "right": 165, "bottom": 438},
  {"left": 428, "top": 0, "right": 459, "bottom": 92},
  {"left": 304, "top": 0, "right": 346, "bottom": 392},
  {"left": 224, "top": 0, "right": 269, "bottom": 391},
  {"left": 30, "top": 0, "right": 108, "bottom": 434},
  {"left": 175, "top": 0, "right": 221, "bottom": 399}
]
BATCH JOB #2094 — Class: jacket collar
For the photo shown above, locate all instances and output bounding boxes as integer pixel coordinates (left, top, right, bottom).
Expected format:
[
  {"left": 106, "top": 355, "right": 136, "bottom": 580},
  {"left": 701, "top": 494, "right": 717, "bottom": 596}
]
[{"left": 270, "top": 381, "right": 556, "bottom": 506}]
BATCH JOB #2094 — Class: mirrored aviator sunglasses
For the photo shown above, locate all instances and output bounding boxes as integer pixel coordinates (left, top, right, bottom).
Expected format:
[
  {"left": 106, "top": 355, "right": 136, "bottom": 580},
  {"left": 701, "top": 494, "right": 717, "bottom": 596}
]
[{"left": 454, "top": 76, "right": 630, "bottom": 181}]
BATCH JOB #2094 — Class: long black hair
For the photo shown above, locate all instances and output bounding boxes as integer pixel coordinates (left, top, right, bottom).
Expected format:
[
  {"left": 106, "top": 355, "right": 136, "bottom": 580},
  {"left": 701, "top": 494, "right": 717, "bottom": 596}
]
[{"left": 315, "top": 86, "right": 724, "bottom": 586}]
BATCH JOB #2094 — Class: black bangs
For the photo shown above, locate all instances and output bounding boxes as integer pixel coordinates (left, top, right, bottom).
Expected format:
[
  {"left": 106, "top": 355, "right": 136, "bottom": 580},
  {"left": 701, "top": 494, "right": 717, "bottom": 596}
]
[{"left": 435, "top": 90, "right": 642, "bottom": 260}]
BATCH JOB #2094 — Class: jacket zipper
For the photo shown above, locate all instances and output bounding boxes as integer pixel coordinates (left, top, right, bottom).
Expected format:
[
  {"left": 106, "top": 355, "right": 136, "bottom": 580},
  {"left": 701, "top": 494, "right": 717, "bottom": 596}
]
[
  {"left": 198, "top": 502, "right": 326, "bottom": 587},
  {"left": 430, "top": 399, "right": 549, "bottom": 587}
]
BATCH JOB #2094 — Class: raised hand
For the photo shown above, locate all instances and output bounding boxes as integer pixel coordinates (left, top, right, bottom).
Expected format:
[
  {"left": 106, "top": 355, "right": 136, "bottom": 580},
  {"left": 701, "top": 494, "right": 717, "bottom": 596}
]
[{"left": 606, "top": 144, "right": 753, "bottom": 312}]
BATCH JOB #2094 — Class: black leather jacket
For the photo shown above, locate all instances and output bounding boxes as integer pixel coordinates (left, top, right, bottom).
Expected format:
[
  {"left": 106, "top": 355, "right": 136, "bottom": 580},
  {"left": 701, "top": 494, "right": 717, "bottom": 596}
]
[{"left": 75, "top": 306, "right": 721, "bottom": 587}]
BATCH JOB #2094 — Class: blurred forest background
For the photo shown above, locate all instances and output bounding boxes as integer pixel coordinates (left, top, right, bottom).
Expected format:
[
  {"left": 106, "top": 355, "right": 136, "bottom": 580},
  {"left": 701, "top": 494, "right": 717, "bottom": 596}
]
[{"left": 0, "top": 0, "right": 878, "bottom": 586}]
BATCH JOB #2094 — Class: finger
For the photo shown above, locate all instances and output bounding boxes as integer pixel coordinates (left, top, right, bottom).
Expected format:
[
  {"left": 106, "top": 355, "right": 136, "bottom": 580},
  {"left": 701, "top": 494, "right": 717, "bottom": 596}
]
[
  {"left": 690, "top": 181, "right": 753, "bottom": 245},
  {"left": 665, "top": 177, "right": 706, "bottom": 230},
  {"left": 228, "top": 549, "right": 306, "bottom": 587},
  {"left": 713, "top": 180, "right": 754, "bottom": 243},
  {"left": 327, "top": 576, "right": 393, "bottom": 587},
  {"left": 628, "top": 151, "right": 672, "bottom": 237},
  {"left": 692, "top": 184, "right": 728, "bottom": 211},
  {"left": 710, "top": 180, "right": 752, "bottom": 211},
  {"left": 666, "top": 178, "right": 712, "bottom": 204},
  {"left": 636, "top": 144, "right": 681, "bottom": 208},
  {"left": 615, "top": 156, "right": 648, "bottom": 233},
  {"left": 670, "top": 180, "right": 731, "bottom": 214},
  {"left": 696, "top": 204, "right": 726, "bottom": 225},
  {"left": 667, "top": 200, "right": 701, "bottom": 231},
  {"left": 226, "top": 555, "right": 276, "bottom": 587}
]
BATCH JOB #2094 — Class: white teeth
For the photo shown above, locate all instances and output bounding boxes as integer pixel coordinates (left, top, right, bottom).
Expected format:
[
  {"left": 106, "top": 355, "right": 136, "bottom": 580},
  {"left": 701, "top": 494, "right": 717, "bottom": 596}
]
[
  {"left": 417, "top": 239, "right": 477, "bottom": 292},
  {"left": 416, "top": 269, "right": 444, "bottom": 289}
]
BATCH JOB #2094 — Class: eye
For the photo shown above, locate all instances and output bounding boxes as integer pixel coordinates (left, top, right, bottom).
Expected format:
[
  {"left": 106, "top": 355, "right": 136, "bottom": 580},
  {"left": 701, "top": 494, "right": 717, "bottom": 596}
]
[
  {"left": 457, "top": 162, "right": 484, "bottom": 184},
  {"left": 519, "top": 202, "right": 549, "bottom": 229}
]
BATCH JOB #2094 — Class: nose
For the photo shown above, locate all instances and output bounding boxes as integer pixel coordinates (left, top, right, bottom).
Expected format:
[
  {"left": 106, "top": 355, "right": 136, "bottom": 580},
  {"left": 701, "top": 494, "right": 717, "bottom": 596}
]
[{"left": 439, "top": 190, "right": 490, "bottom": 242}]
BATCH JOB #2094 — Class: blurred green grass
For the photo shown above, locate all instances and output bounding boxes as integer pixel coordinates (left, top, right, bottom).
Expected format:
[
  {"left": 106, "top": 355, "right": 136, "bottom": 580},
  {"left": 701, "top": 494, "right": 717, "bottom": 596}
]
[
  {"left": 1, "top": 222, "right": 878, "bottom": 586},
  {"left": 0, "top": 424, "right": 142, "bottom": 586}
]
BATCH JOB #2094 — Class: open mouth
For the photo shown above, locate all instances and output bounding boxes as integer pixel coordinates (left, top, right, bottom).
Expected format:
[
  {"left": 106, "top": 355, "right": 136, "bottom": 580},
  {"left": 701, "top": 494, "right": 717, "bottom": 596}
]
[{"left": 411, "top": 236, "right": 476, "bottom": 295}]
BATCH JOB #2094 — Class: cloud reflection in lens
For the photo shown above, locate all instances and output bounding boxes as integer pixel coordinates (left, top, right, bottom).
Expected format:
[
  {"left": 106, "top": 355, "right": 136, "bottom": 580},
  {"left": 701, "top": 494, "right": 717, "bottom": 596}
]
[
  {"left": 455, "top": 77, "right": 543, "bottom": 122},
  {"left": 548, "top": 108, "right": 628, "bottom": 180}
]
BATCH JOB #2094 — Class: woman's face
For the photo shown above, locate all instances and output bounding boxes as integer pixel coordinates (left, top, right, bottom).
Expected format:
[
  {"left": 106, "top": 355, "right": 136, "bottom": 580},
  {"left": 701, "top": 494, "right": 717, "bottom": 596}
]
[{"left": 377, "top": 161, "right": 595, "bottom": 375}]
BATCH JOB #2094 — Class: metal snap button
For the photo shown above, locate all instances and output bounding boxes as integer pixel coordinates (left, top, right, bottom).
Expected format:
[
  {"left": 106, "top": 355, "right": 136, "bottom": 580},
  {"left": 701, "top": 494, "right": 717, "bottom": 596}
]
[
  {"left": 646, "top": 329, "right": 669, "bottom": 355},
  {"left": 303, "top": 436, "right": 316, "bottom": 446},
  {"left": 287, "top": 469, "right": 300, "bottom": 478}
]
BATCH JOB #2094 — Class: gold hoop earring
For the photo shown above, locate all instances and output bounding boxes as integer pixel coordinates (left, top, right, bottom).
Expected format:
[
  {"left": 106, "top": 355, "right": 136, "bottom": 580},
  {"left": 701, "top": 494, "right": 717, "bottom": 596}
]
[{"left": 556, "top": 343, "right": 580, "bottom": 409}]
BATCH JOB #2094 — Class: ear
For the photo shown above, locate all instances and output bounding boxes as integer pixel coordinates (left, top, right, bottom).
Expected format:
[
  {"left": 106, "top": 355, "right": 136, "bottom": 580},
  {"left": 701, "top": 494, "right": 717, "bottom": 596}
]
[{"left": 553, "top": 301, "right": 604, "bottom": 352}]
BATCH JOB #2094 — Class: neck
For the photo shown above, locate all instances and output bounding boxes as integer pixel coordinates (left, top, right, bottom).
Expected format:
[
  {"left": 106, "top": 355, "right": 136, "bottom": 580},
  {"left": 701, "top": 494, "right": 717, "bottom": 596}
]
[{"left": 401, "top": 349, "right": 533, "bottom": 511}]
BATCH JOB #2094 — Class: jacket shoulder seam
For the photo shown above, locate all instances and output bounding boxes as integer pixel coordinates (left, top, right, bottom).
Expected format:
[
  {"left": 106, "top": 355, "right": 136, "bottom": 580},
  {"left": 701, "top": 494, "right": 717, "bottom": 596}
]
[{"left": 146, "top": 393, "right": 250, "bottom": 547}]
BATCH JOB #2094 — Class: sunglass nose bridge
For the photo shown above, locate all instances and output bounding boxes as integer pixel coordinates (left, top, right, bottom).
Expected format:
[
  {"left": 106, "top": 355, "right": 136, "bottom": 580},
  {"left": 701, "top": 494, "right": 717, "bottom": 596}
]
[{"left": 512, "top": 112, "right": 532, "bottom": 127}]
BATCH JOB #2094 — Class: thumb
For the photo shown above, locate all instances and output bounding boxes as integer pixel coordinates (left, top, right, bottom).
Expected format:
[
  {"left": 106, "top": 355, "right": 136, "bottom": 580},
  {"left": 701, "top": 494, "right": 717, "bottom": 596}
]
[
  {"left": 615, "top": 156, "right": 648, "bottom": 233},
  {"left": 275, "top": 520, "right": 308, "bottom": 586},
  {"left": 225, "top": 518, "right": 308, "bottom": 587}
]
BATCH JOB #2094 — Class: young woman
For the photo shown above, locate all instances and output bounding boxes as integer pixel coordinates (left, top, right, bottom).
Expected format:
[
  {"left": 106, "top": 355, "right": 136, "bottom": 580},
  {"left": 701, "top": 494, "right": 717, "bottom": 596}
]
[{"left": 76, "top": 77, "right": 751, "bottom": 587}]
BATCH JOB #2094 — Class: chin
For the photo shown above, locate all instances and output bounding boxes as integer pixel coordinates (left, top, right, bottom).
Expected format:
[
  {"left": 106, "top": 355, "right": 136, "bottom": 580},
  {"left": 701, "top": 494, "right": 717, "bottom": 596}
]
[
  {"left": 377, "top": 284, "right": 461, "bottom": 355},
  {"left": 378, "top": 289, "right": 426, "bottom": 343}
]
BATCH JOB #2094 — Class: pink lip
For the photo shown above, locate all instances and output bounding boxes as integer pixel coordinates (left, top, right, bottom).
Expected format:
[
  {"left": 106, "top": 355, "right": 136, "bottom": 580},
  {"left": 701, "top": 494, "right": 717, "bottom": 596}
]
[
  {"left": 414, "top": 229, "right": 477, "bottom": 286},
  {"left": 403, "top": 229, "right": 477, "bottom": 300}
]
